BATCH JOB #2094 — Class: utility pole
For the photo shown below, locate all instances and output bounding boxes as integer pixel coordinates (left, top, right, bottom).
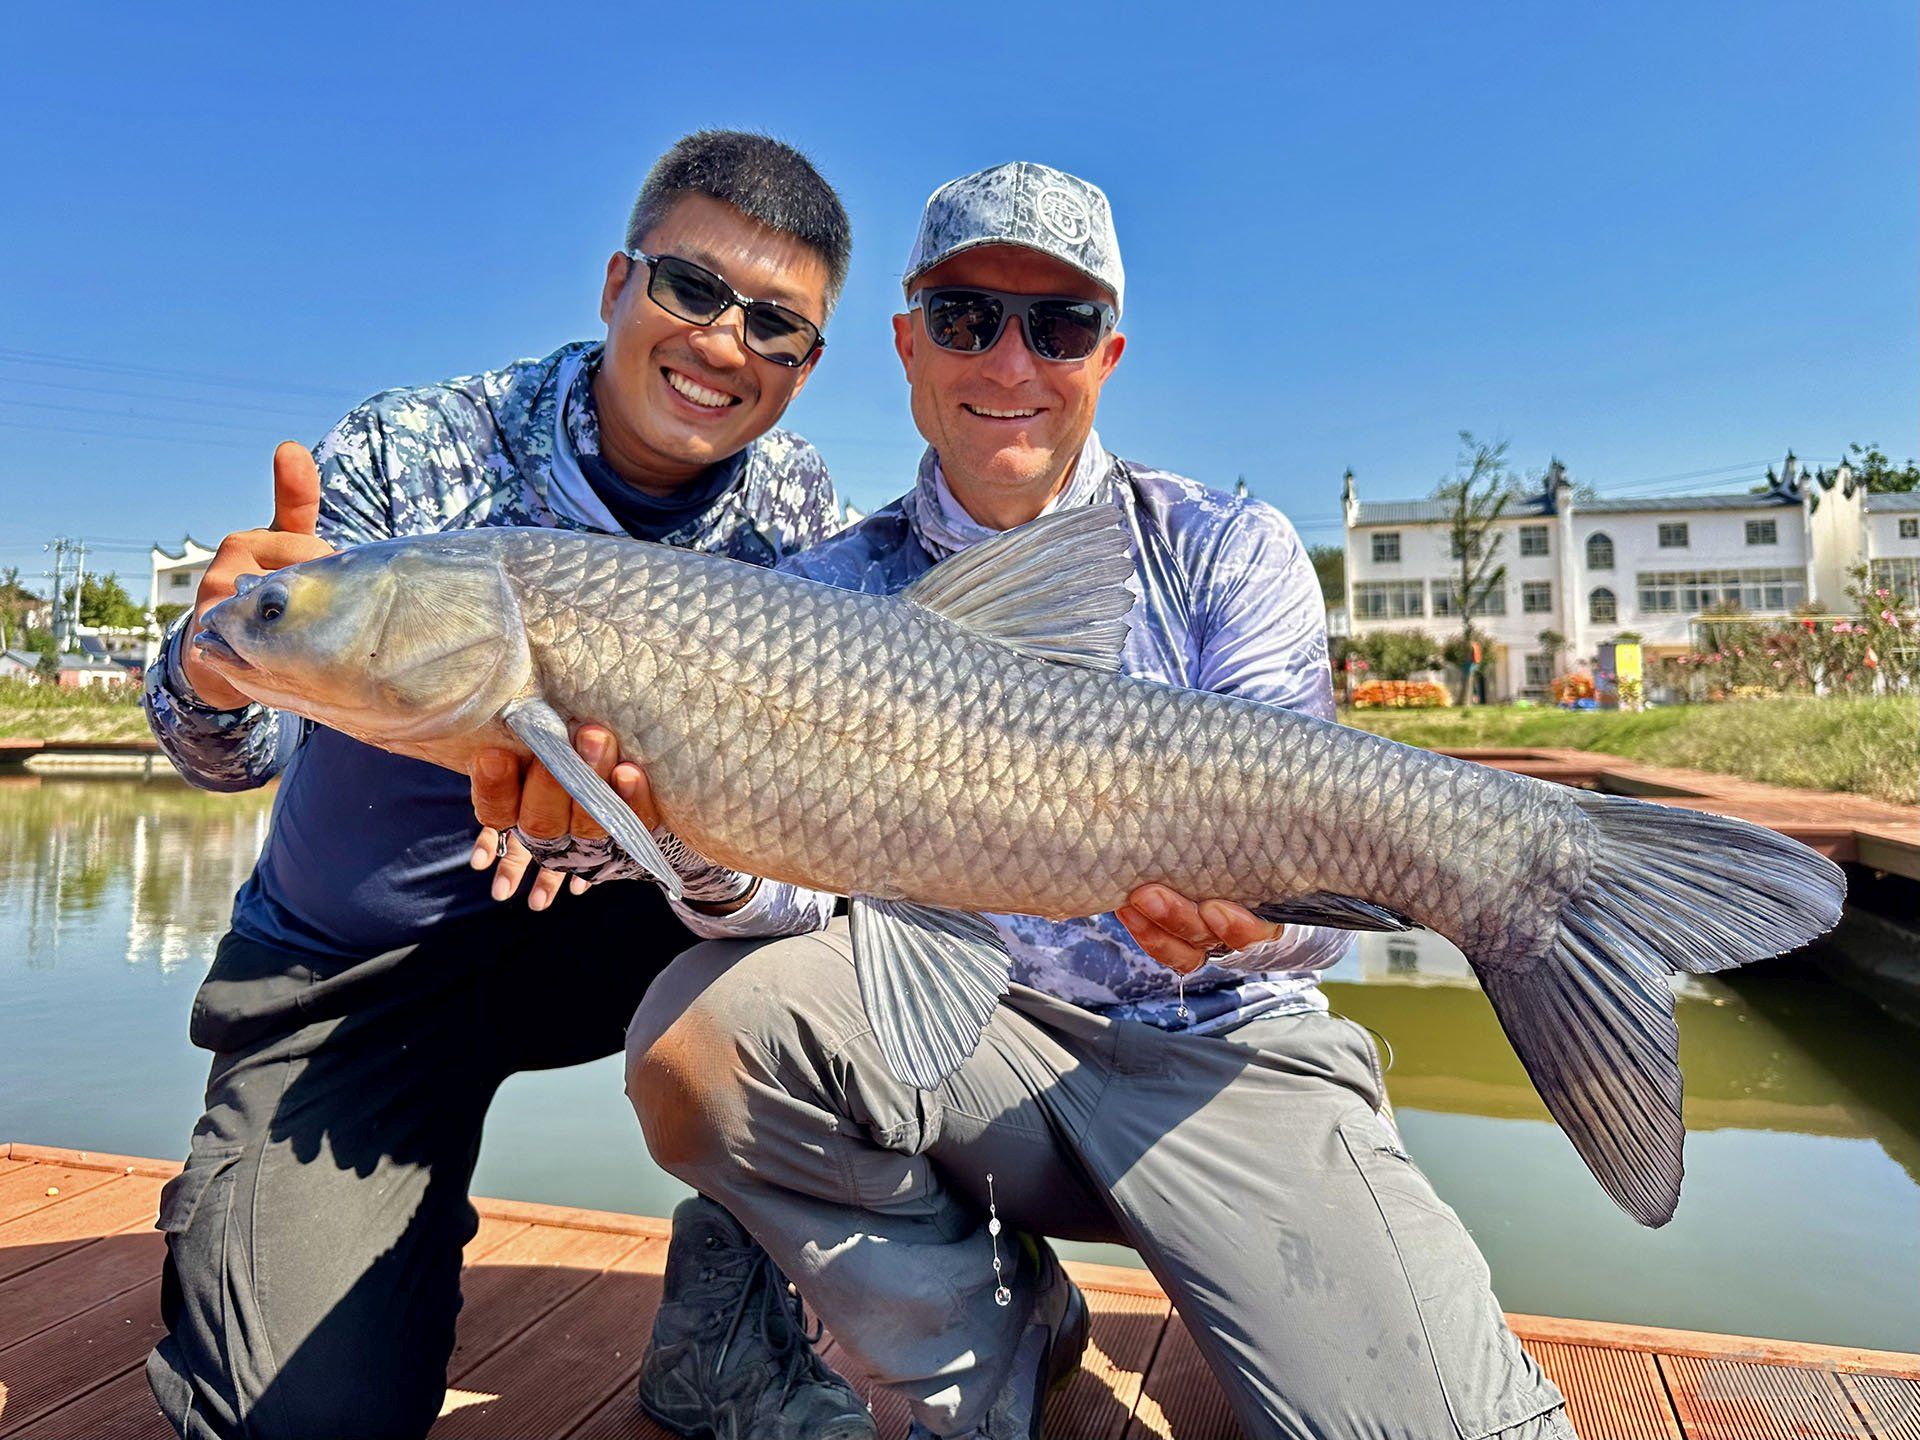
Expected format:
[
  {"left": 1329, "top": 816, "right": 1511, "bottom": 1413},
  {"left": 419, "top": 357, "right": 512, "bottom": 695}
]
[
  {"left": 69, "top": 539, "right": 88, "bottom": 644},
  {"left": 44, "top": 539, "right": 67, "bottom": 650},
  {"left": 43, "top": 536, "right": 88, "bottom": 651}
]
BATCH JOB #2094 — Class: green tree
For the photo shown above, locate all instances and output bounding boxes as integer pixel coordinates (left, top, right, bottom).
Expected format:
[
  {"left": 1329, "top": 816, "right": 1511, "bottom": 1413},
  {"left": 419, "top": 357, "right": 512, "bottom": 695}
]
[
  {"left": 1847, "top": 443, "right": 1919, "bottom": 493},
  {"left": 152, "top": 601, "right": 192, "bottom": 631},
  {"left": 1345, "top": 629, "right": 1439, "bottom": 680},
  {"left": 0, "top": 567, "right": 41, "bottom": 651},
  {"left": 1536, "top": 629, "right": 1567, "bottom": 677},
  {"left": 1306, "top": 544, "right": 1345, "bottom": 606},
  {"left": 1433, "top": 432, "right": 1513, "bottom": 705},
  {"left": 61, "top": 572, "right": 144, "bottom": 629}
]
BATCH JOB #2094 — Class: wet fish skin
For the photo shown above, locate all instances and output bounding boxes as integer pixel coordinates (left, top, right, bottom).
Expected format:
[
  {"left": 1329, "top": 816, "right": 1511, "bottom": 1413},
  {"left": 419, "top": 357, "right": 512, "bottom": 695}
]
[{"left": 199, "top": 515, "right": 1847, "bottom": 1226}]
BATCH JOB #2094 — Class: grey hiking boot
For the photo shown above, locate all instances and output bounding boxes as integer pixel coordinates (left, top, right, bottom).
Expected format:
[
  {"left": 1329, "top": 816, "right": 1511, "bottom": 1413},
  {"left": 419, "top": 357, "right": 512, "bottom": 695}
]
[
  {"left": 637, "top": 1196, "right": 875, "bottom": 1440},
  {"left": 906, "top": 1235, "right": 1089, "bottom": 1440}
]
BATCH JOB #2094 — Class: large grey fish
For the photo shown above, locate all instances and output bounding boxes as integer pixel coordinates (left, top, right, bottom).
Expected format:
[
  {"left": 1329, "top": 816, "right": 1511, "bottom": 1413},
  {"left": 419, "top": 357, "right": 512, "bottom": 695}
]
[{"left": 196, "top": 507, "right": 1845, "bottom": 1226}]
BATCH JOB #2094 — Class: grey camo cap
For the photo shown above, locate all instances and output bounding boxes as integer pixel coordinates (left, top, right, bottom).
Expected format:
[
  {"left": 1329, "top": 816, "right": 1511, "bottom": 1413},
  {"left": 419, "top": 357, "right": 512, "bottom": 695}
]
[{"left": 903, "top": 161, "right": 1125, "bottom": 317}]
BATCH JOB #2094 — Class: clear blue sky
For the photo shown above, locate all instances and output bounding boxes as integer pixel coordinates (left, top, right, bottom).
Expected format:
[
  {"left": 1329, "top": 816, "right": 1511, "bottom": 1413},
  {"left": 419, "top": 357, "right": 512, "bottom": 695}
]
[{"left": 2, "top": 1, "right": 1914, "bottom": 593}]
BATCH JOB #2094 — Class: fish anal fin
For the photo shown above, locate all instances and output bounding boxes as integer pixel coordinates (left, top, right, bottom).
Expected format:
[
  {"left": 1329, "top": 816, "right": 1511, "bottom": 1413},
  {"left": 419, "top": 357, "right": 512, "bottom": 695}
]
[
  {"left": 1476, "top": 950, "right": 1683, "bottom": 1228},
  {"left": 850, "top": 896, "right": 1011, "bottom": 1089},
  {"left": 901, "top": 503, "right": 1135, "bottom": 671},
  {"left": 1251, "top": 893, "right": 1416, "bottom": 932},
  {"left": 502, "top": 697, "right": 682, "bottom": 899}
]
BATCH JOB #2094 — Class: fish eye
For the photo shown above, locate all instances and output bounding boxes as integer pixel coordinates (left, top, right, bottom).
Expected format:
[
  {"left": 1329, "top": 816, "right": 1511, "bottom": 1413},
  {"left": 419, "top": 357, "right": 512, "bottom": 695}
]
[{"left": 257, "top": 583, "right": 289, "bottom": 624}]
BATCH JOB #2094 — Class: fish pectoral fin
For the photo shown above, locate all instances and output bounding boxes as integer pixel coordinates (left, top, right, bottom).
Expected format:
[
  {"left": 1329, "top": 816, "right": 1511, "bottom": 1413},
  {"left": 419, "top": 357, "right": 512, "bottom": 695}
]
[
  {"left": 501, "top": 697, "right": 682, "bottom": 900},
  {"left": 1251, "top": 893, "right": 1417, "bottom": 932},
  {"left": 851, "top": 897, "right": 1011, "bottom": 1090},
  {"left": 901, "top": 502, "right": 1134, "bottom": 671},
  {"left": 1474, "top": 950, "right": 1683, "bottom": 1228}
]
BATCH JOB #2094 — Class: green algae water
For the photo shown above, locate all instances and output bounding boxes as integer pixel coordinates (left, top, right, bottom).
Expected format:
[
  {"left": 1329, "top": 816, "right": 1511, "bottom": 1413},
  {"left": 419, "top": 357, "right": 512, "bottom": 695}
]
[{"left": 1, "top": 774, "right": 1915, "bottom": 1350}]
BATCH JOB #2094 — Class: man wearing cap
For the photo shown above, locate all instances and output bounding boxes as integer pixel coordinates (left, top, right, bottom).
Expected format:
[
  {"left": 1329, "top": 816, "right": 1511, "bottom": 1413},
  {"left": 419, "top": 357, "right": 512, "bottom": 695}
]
[{"left": 606, "top": 163, "right": 1576, "bottom": 1438}]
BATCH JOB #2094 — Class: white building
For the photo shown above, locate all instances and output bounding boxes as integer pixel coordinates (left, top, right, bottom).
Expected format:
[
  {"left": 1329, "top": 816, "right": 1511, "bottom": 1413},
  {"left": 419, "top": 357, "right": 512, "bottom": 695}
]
[
  {"left": 1342, "top": 453, "right": 1917, "bottom": 702},
  {"left": 146, "top": 536, "right": 216, "bottom": 665}
]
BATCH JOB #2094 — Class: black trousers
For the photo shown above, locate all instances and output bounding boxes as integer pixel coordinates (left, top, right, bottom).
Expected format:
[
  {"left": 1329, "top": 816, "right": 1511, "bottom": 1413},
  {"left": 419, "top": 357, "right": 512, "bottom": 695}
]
[{"left": 145, "top": 883, "right": 695, "bottom": 1440}]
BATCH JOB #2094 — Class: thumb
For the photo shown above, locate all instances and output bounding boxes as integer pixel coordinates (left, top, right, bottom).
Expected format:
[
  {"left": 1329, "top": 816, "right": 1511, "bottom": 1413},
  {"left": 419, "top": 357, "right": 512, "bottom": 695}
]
[{"left": 269, "top": 441, "right": 322, "bottom": 535}]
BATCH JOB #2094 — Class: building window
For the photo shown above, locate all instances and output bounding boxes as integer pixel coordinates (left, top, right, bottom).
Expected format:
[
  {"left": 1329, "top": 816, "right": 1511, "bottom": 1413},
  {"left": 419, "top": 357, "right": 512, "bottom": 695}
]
[
  {"left": 171, "top": 572, "right": 192, "bottom": 589},
  {"left": 1432, "top": 581, "right": 1505, "bottom": 617},
  {"left": 1635, "top": 568, "right": 1805, "bottom": 615},
  {"left": 1352, "top": 581, "right": 1425, "bottom": 619},
  {"left": 1371, "top": 532, "right": 1402, "bottom": 563},
  {"left": 1900, "top": 518, "right": 1919, "bottom": 540},
  {"left": 1448, "top": 533, "right": 1484, "bottom": 561},
  {"left": 1590, "top": 588, "right": 1618, "bottom": 623},
  {"left": 1586, "top": 533, "right": 1614, "bottom": 570},
  {"left": 1871, "top": 557, "right": 1920, "bottom": 601},
  {"left": 1522, "top": 581, "right": 1553, "bottom": 613},
  {"left": 1519, "top": 525, "right": 1549, "bottom": 557},
  {"left": 1525, "top": 653, "right": 1553, "bottom": 688},
  {"left": 1745, "top": 519, "right": 1778, "bottom": 546},
  {"left": 1657, "top": 522, "right": 1689, "bottom": 548}
]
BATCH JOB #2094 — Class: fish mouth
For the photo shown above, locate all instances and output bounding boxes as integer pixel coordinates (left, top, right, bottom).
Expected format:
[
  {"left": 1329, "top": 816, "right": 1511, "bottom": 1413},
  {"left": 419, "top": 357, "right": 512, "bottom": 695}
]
[{"left": 192, "top": 628, "right": 251, "bottom": 671}]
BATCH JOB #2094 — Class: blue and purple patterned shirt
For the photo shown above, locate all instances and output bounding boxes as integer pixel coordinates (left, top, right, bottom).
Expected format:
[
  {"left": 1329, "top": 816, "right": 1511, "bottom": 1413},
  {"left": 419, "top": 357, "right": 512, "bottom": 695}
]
[{"left": 143, "top": 341, "right": 841, "bottom": 957}]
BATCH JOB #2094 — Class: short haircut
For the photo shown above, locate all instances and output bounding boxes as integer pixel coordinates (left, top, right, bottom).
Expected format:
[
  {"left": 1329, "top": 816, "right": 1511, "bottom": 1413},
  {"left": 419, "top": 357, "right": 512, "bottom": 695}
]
[{"left": 626, "top": 131, "right": 852, "bottom": 314}]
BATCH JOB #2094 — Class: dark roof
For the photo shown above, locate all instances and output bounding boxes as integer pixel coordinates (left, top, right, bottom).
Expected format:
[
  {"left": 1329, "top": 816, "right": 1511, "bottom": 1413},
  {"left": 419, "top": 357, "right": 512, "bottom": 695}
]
[
  {"left": 1352, "top": 494, "right": 1555, "bottom": 526},
  {"left": 1579, "top": 492, "right": 1797, "bottom": 514},
  {"left": 1866, "top": 491, "right": 1920, "bottom": 513},
  {"left": 1352, "top": 489, "right": 1796, "bottom": 526}
]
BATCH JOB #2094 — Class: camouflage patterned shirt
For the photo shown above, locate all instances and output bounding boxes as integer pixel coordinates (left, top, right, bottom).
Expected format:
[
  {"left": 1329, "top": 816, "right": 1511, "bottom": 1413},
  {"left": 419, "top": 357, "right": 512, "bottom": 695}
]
[{"left": 143, "top": 341, "right": 841, "bottom": 957}]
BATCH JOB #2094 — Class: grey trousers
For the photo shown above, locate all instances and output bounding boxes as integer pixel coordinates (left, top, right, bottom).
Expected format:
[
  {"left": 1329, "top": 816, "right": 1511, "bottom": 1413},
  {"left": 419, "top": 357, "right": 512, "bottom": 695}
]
[{"left": 626, "top": 919, "right": 1574, "bottom": 1440}]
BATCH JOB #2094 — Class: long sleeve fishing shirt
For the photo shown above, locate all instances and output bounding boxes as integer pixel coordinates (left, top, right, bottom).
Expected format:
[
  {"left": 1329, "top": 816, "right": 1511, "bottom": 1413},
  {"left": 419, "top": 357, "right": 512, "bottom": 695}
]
[
  {"left": 142, "top": 341, "right": 841, "bottom": 959},
  {"left": 689, "top": 432, "right": 1353, "bottom": 1034}
]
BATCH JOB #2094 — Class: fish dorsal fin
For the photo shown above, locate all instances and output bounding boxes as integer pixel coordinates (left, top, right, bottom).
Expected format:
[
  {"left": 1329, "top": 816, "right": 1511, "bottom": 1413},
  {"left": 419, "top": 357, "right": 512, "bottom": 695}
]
[
  {"left": 851, "top": 896, "right": 1012, "bottom": 1089},
  {"left": 902, "top": 503, "right": 1135, "bottom": 671}
]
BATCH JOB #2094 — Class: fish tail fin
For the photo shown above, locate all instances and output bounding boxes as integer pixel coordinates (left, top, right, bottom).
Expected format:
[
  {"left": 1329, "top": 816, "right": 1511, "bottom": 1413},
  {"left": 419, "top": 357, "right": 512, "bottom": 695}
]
[{"left": 1476, "top": 792, "right": 1845, "bottom": 1227}]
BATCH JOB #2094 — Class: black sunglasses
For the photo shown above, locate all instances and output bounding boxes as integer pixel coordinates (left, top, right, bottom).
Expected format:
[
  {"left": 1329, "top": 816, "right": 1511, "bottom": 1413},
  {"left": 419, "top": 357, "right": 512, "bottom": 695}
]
[
  {"left": 909, "top": 286, "right": 1116, "bottom": 363},
  {"left": 625, "top": 250, "right": 824, "bottom": 368}
]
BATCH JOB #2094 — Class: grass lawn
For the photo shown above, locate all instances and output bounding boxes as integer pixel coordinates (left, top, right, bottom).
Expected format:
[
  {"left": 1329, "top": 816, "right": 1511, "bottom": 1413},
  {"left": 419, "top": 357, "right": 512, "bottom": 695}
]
[
  {"left": 0, "top": 678, "right": 150, "bottom": 743},
  {"left": 1341, "top": 696, "right": 1918, "bottom": 807}
]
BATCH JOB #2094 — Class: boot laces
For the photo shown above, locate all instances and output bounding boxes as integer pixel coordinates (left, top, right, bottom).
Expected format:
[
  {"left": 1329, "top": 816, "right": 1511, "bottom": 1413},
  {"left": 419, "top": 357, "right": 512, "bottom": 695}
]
[{"left": 697, "top": 1239, "right": 826, "bottom": 1410}]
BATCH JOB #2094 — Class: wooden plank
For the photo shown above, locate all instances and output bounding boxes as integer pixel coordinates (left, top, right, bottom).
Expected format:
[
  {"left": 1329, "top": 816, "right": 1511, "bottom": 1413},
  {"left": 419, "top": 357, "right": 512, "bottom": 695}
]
[
  {"left": 1047, "top": 1285, "right": 1173, "bottom": 1440},
  {"left": 1508, "top": 1316, "right": 1920, "bottom": 1378},
  {"left": 2, "top": 1365, "right": 171, "bottom": 1440},
  {"left": 1840, "top": 1373, "right": 1920, "bottom": 1440},
  {"left": 0, "top": 1278, "right": 163, "bottom": 1437},
  {"left": 2, "top": 1147, "right": 181, "bottom": 1181},
  {"left": 0, "top": 1232, "right": 164, "bottom": 1350},
  {"left": 0, "top": 1176, "right": 166, "bottom": 1284},
  {"left": 0, "top": 1165, "right": 120, "bottom": 1229},
  {"left": 470, "top": 1196, "right": 670, "bottom": 1241},
  {"left": 428, "top": 1238, "right": 667, "bottom": 1439},
  {"left": 450, "top": 1224, "right": 649, "bottom": 1379},
  {"left": 1657, "top": 1352, "right": 1870, "bottom": 1440},
  {"left": 1526, "top": 1339, "right": 1681, "bottom": 1440},
  {"left": 1123, "top": 1313, "right": 1238, "bottom": 1440}
]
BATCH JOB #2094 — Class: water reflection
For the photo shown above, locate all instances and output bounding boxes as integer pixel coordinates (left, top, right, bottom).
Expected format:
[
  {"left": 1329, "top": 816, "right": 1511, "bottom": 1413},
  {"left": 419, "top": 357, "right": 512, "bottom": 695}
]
[
  {"left": 1328, "top": 929, "right": 1920, "bottom": 1189},
  {"left": 1, "top": 779, "right": 1917, "bottom": 1348},
  {"left": 0, "top": 774, "right": 271, "bottom": 974}
]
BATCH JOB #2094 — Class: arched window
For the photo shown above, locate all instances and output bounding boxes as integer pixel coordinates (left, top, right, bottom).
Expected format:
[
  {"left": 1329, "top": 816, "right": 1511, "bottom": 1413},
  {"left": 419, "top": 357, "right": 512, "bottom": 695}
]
[
  {"left": 1590, "top": 587, "right": 1617, "bottom": 623},
  {"left": 1587, "top": 532, "right": 1614, "bottom": 570}
]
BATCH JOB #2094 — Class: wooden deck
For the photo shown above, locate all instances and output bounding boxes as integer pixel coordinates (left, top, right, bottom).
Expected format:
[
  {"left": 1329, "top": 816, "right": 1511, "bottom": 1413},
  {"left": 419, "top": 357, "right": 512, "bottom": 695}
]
[
  {"left": 1442, "top": 745, "right": 1920, "bottom": 880},
  {"left": 2, "top": 1146, "right": 1915, "bottom": 1439}
]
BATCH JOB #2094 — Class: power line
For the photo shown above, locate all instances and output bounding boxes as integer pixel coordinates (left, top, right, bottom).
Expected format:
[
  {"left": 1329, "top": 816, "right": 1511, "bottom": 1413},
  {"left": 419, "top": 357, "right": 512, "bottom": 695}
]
[{"left": 0, "top": 347, "right": 356, "bottom": 403}]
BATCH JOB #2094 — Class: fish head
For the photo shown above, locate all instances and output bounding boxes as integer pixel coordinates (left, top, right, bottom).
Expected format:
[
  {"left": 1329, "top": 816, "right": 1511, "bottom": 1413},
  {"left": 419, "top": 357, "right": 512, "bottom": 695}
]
[{"left": 196, "top": 538, "right": 533, "bottom": 743}]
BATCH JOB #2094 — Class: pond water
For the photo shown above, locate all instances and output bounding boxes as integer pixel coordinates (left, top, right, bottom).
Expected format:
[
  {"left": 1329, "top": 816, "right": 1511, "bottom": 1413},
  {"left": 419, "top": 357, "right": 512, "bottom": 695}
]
[{"left": 1, "top": 773, "right": 1915, "bottom": 1351}]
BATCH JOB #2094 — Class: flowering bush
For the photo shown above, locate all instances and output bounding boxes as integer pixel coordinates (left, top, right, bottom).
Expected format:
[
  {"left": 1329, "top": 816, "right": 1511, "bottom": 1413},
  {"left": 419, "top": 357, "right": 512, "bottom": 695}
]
[
  {"left": 1350, "top": 680, "right": 1451, "bottom": 709},
  {"left": 1551, "top": 672, "right": 1595, "bottom": 705},
  {"left": 1658, "top": 569, "right": 1915, "bottom": 699}
]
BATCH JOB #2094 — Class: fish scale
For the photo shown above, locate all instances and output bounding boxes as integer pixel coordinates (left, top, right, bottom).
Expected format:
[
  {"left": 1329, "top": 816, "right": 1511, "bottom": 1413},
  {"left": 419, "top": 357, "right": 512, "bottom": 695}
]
[{"left": 198, "top": 513, "right": 1845, "bottom": 1225}]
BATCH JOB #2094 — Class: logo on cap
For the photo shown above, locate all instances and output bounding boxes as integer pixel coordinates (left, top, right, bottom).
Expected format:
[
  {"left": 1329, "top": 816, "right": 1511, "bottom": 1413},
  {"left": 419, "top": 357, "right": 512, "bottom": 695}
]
[{"left": 1036, "top": 187, "right": 1091, "bottom": 245}]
